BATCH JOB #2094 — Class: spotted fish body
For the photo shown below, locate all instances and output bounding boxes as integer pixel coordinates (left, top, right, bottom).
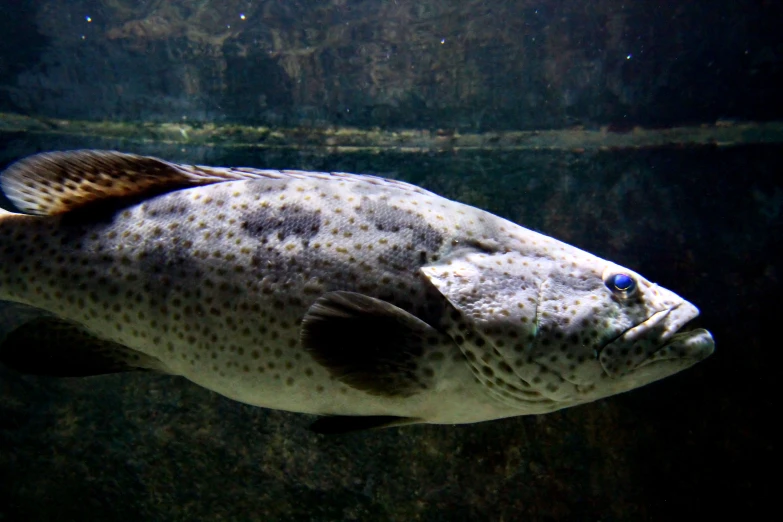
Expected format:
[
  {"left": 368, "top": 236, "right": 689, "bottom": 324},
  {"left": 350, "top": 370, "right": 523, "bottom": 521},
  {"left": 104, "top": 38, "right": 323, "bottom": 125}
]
[{"left": 0, "top": 151, "right": 714, "bottom": 432}]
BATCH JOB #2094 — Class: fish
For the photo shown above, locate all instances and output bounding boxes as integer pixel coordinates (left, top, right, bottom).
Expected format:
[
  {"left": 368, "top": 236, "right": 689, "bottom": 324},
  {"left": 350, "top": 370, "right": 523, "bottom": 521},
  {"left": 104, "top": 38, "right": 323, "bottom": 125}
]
[{"left": 0, "top": 150, "right": 714, "bottom": 433}]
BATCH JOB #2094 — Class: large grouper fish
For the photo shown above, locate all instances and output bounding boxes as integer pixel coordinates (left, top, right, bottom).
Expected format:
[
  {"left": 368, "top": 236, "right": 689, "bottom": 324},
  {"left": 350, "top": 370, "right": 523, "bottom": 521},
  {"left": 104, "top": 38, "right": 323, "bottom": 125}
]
[{"left": 0, "top": 150, "right": 714, "bottom": 433}]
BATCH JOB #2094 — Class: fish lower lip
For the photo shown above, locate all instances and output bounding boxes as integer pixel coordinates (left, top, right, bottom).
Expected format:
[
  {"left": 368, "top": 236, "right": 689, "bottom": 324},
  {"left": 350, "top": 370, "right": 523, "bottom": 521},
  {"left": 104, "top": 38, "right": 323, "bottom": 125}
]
[{"left": 655, "top": 328, "right": 715, "bottom": 361}]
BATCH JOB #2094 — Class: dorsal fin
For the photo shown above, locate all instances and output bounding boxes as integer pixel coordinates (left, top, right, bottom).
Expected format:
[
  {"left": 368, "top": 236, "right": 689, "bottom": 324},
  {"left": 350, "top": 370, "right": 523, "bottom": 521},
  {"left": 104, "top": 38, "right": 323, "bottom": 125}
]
[{"left": 0, "top": 150, "right": 256, "bottom": 216}]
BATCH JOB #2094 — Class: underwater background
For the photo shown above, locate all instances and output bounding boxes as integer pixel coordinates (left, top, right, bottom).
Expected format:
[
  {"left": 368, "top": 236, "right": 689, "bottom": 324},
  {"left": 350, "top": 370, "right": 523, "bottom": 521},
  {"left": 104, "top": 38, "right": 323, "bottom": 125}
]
[{"left": 0, "top": 1, "right": 779, "bottom": 520}]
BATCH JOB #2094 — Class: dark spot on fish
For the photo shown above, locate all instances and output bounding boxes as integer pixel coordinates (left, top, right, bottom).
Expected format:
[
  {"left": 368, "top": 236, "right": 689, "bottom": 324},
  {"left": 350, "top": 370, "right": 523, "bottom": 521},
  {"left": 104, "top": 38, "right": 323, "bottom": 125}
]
[{"left": 241, "top": 204, "right": 322, "bottom": 241}]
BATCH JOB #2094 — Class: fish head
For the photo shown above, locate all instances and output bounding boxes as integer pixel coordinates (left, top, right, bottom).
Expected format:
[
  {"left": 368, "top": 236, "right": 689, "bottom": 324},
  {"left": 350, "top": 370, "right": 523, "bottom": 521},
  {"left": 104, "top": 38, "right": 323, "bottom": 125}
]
[
  {"left": 423, "top": 243, "right": 714, "bottom": 410},
  {"left": 532, "top": 258, "right": 715, "bottom": 403}
]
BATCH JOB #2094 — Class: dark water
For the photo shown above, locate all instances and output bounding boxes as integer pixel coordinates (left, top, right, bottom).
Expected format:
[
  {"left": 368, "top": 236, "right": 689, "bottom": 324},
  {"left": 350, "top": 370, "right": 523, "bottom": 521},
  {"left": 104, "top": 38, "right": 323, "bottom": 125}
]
[{"left": 0, "top": 1, "right": 780, "bottom": 521}]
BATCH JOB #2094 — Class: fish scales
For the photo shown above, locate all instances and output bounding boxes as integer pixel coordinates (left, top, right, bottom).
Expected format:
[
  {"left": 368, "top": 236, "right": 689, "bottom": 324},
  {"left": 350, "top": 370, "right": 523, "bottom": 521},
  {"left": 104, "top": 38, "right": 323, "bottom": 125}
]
[{"left": 0, "top": 151, "right": 714, "bottom": 432}]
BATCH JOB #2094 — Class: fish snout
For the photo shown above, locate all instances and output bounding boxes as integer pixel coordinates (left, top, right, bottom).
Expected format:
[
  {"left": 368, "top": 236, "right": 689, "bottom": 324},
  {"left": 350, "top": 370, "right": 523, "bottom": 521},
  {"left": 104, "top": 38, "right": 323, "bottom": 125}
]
[{"left": 599, "top": 298, "right": 714, "bottom": 378}]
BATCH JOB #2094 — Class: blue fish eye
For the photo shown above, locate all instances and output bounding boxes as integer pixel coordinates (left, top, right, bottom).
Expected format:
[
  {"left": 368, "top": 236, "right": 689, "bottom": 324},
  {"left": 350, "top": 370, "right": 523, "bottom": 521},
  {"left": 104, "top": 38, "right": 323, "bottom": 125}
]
[{"left": 607, "top": 273, "right": 636, "bottom": 294}]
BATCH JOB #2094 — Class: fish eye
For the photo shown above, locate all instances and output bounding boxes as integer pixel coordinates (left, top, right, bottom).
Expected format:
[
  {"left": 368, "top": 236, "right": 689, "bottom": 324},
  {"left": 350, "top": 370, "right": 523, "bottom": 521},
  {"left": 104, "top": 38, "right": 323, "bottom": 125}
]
[{"left": 606, "top": 273, "right": 636, "bottom": 296}]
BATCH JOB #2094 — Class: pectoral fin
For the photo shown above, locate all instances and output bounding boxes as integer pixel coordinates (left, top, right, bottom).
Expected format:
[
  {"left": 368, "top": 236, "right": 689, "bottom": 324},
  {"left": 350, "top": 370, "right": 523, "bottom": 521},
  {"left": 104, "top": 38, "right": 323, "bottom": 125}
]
[
  {"left": 301, "top": 291, "right": 448, "bottom": 398},
  {"left": 309, "top": 415, "right": 421, "bottom": 434}
]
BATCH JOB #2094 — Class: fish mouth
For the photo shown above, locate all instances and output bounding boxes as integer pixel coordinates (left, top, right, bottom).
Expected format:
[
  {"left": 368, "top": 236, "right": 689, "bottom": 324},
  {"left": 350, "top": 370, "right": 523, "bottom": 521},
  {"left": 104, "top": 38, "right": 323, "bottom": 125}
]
[
  {"left": 640, "top": 323, "right": 715, "bottom": 366},
  {"left": 599, "top": 302, "right": 715, "bottom": 377},
  {"left": 648, "top": 302, "right": 714, "bottom": 362}
]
